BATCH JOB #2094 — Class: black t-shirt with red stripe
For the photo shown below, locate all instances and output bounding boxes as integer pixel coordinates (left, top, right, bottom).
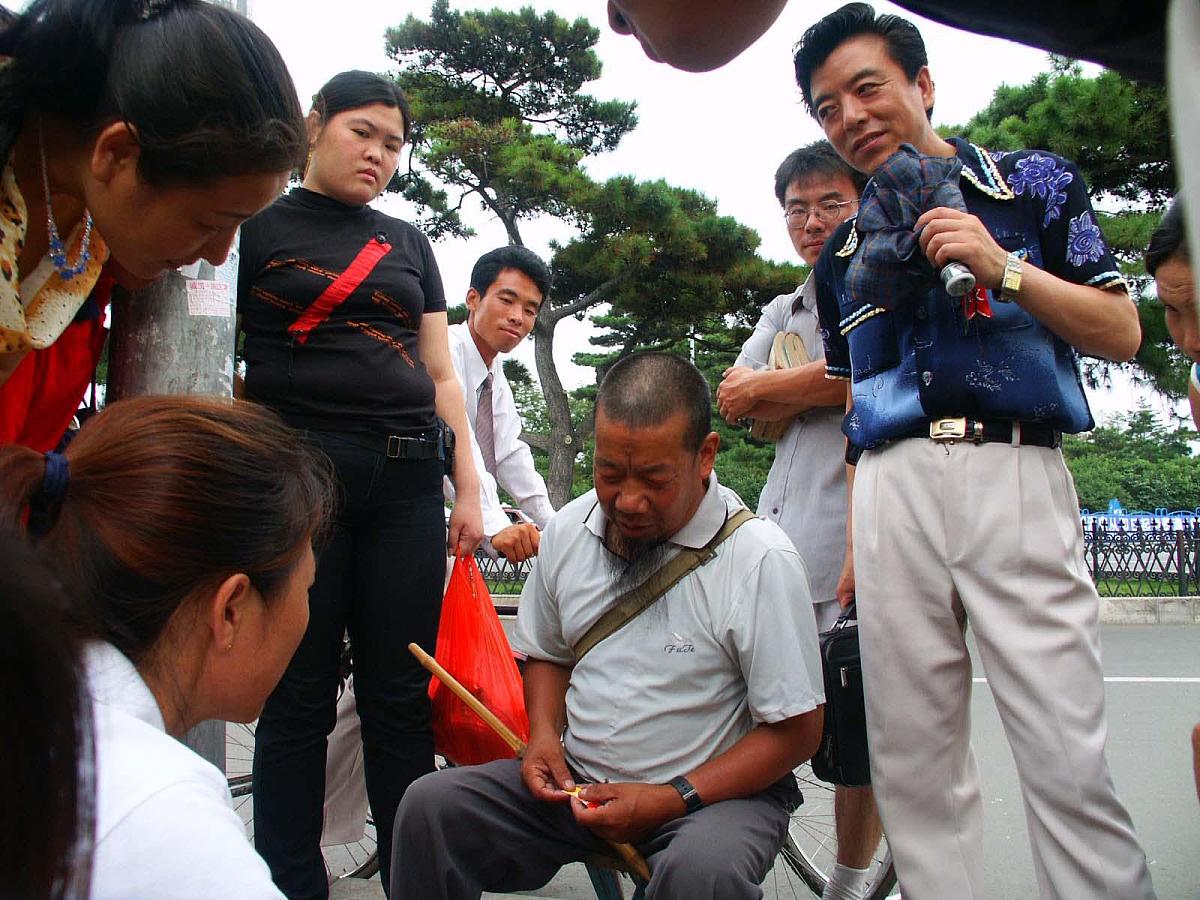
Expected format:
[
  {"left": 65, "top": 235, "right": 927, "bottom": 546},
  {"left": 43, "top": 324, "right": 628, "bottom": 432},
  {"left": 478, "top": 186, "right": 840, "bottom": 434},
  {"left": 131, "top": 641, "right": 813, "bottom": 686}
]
[{"left": 237, "top": 187, "right": 446, "bottom": 435}]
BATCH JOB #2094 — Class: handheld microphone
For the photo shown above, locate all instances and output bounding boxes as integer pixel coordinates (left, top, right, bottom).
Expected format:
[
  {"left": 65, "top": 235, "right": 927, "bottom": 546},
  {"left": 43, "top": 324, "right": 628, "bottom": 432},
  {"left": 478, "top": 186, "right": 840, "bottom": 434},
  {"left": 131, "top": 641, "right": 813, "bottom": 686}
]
[{"left": 940, "top": 261, "right": 975, "bottom": 297}]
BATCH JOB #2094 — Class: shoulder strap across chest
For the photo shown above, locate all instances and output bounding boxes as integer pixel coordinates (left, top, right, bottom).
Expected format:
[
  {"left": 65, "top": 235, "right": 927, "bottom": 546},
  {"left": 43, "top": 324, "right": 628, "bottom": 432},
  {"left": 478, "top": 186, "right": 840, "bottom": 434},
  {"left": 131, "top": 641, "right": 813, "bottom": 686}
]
[{"left": 571, "top": 507, "right": 756, "bottom": 663}]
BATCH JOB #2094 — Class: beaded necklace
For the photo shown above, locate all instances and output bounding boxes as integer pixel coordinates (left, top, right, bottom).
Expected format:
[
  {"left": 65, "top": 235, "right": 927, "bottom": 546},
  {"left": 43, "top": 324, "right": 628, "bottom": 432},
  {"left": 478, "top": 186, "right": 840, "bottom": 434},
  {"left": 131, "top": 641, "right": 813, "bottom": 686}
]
[{"left": 38, "top": 123, "right": 93, "bottom": 281}]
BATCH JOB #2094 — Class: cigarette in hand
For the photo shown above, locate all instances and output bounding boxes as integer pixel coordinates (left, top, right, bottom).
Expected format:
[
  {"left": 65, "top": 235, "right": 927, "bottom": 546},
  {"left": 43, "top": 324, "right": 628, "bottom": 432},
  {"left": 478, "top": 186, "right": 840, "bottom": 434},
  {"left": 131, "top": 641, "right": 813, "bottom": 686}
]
[{"left": 561, "top": 786, "right": 603, "bottom": 809}]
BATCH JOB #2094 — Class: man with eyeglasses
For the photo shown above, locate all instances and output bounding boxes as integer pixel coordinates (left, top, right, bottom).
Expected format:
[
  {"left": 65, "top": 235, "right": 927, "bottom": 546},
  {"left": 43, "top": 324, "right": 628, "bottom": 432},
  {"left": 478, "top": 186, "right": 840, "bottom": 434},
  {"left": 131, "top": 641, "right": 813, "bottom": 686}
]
[{"left": 717, "top": 142, "right": 881, "bottom": 900}]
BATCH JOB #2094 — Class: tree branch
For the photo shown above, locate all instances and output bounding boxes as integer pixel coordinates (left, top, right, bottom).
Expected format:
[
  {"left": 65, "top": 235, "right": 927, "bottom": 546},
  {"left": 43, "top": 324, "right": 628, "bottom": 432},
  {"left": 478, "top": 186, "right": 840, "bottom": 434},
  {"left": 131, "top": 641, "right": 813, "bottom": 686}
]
[
  {"left": 520, "top": 430, "right": 551, "bottom": 451},
  {"left": 547, "top": 271, "right": 631, "bottom": 323}
]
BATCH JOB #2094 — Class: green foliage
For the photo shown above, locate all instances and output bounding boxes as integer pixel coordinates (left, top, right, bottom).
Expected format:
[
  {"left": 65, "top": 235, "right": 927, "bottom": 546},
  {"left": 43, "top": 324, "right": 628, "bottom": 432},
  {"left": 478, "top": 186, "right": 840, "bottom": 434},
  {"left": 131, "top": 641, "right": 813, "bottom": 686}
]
[
  {"left": 569, "top": 432, "right": 596, "bottom": 500},
  {"left": 386, "top": 0, "right": 637, "bottom": 242},
  {"left": 712, "top": 421, "right": 775, "bottom": 511},
  {"left": 1063, "top": 408, "right": 1200, "bottom": 511},
  {"left": 446, "top": 303, "right": 468, "bottom": 326},
  {"left": 552, "top": 179, "right": 799, "bottom": 507},
  {"left": 558, "top": 177, "right": 804, "bottom": 368},
  {"left": 1084, "top": 210, "right": 1189, "bottom": 397},
  {"left": 501, "top": 357, "right": 532, "bottom": 386},
  {"left": 944, "top": 62, "right": 1173, "bottom": 204},
  {"left": 388, "top": 1, "right": 635, "bottom": 153},
  {"left": 509, "top": 370, "right": 549, "bottom": 432}
]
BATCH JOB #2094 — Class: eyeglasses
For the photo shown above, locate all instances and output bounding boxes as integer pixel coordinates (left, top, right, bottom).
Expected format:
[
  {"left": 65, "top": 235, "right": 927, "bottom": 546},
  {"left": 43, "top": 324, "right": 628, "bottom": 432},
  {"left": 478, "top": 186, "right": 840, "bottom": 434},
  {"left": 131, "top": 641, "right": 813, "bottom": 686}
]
[{"left": 784, "top": 198, "right": 859, "bottom": 226}]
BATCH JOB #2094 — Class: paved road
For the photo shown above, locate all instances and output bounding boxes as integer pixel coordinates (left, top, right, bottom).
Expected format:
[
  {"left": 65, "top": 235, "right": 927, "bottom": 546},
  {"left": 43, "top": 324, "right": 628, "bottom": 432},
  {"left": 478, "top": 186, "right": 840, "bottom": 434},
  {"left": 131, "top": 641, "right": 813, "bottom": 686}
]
[{"left": 333, "top": 625, "right": 1199, "bottom": 900}]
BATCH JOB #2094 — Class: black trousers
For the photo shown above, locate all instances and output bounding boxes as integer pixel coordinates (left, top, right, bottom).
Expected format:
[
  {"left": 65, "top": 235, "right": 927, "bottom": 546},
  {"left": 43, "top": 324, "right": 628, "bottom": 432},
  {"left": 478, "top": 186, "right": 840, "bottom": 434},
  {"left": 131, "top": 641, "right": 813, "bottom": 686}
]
[{"left": 253, "top": 430, "right": 446, "bottom": 900}]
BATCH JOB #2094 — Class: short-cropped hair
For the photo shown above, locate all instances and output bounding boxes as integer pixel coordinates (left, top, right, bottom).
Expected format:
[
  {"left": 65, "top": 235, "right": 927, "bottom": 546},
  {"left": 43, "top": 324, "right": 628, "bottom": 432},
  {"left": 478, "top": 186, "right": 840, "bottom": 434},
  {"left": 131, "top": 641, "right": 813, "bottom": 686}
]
[
  {"left": 774, "top": 140, "right": 868, "bottom": 206},
  {"left": 595, "top": 352, "right": 711, "bottom": 452}
]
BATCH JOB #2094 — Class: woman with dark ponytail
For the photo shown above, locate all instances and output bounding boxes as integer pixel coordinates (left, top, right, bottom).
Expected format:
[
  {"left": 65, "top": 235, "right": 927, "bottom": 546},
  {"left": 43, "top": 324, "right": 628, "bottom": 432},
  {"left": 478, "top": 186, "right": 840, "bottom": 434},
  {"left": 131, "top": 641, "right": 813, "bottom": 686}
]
[
  {"left": 0, "top": 534, "right": 94, "bottom": 900},
  {"left": 237, "top": 69, "right": 483, "bottom": 899},
  {"left": 0, "top": 395, "right": 335, "bottom": 899},
  {"left": 0, "top": 0, "right": 306, "bottom": 451}
]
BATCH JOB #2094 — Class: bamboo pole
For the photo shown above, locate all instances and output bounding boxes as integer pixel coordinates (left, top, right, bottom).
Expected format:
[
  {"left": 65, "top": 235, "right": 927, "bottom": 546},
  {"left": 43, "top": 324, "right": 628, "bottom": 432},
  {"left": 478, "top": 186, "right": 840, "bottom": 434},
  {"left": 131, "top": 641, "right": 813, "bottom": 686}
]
[{"left": 409, "top": 642, "right": 652, "bottom": 883}]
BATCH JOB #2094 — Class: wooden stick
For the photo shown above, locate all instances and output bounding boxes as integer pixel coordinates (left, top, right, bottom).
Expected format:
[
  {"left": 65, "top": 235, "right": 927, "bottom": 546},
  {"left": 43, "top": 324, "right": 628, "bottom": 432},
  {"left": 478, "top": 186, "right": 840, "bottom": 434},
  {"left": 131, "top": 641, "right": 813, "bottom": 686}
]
[
  {"left": 410, "top": 642, "right": 525, "bottom": 753},
  {"left": 408, "top": 642, "right": 652, "bottom": 883}
]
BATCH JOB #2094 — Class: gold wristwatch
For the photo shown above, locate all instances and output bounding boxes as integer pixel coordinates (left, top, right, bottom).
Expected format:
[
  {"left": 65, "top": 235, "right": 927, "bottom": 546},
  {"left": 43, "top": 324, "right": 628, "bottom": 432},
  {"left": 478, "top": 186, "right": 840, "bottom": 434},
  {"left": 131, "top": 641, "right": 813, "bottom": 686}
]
[{"left": 998, "top": 251, "right": 1023, "bottom": 303}]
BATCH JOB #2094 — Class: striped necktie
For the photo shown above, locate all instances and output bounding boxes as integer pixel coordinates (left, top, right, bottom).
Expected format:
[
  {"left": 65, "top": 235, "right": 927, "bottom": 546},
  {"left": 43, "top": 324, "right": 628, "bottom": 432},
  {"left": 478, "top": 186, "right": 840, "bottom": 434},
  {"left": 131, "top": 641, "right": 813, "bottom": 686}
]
[{"left": 476, "top": 372, "right": 497, "bottom": 477}]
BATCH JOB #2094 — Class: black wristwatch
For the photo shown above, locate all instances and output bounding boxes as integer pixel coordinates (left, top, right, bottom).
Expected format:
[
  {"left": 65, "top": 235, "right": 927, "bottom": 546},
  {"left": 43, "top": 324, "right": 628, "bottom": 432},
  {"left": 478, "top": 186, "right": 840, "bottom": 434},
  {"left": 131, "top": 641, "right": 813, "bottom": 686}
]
[{"left": 667, "top": 776, "right": 704, "bottom": 815}]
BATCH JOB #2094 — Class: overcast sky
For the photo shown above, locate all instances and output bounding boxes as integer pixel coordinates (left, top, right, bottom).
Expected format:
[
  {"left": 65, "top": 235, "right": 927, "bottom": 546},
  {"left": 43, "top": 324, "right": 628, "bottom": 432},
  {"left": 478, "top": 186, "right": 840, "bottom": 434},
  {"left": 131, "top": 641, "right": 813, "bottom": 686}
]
[{"left": 246, "top": 0, "right": 1180, "bottom": 424}]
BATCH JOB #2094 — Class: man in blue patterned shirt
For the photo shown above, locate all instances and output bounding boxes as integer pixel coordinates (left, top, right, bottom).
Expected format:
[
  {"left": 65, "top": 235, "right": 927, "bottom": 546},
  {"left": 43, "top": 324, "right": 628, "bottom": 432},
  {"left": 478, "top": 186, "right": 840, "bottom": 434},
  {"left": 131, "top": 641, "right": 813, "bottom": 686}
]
[{"left": 795, "top": 4, "right": 1156, "bottom": 898}]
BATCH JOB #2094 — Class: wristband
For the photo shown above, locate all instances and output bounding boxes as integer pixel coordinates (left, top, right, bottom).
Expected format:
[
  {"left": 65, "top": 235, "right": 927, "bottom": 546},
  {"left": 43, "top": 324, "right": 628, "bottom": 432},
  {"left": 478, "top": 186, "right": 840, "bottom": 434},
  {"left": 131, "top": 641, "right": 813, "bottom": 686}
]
[
  {"left": 668, "top": 776, "right": 704, "bottom": 814},
  {"left": 998, "top": 251, "right": 1023, "bottom": 303},
  {"left": 1190, "top": 363, "right": 1200, "bottom": 394}
]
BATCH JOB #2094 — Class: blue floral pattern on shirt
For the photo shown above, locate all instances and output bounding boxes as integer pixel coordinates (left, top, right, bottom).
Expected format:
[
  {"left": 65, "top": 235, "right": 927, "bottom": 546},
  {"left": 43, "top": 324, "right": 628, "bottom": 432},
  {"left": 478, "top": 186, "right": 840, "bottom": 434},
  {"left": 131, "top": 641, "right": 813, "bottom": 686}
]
[
  {"left": 1007, "top": 153, "right": 1073, "bottom": 226},
  {"left": 816, "top": 139, "right": 1119, "bottom": 446},
  {"left": 1066, "top": 211, "right": 1105, "bottom": 267}
]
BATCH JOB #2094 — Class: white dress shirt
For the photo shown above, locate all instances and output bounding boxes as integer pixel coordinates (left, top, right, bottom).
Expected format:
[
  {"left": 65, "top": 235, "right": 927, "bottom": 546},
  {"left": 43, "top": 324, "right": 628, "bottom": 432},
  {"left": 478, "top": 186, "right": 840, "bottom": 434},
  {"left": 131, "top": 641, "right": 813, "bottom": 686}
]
[
  {"left": 735, "top": 277, "right": 848, "bottom": 604},
  {"left": 511, "top": 474, "right": 824, "bottom": 785},
  {"left": 446, "top": 321, "right": 555, "bottom": 536},
  {"left": 86, "top": 642, "right": 283, "bottom": 900}
]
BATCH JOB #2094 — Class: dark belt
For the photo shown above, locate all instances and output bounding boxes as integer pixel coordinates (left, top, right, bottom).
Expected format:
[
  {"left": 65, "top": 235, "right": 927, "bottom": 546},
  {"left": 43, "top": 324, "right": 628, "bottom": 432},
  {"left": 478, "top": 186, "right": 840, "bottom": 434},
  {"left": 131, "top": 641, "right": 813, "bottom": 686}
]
[
  {"left": 310, "top": 427, "right": 447, "bottom": 460},
  {"left": 384, "top": 433, "right": 443, "bottom": 460},
  {"left": 900, "top": 416, "right": 1061, "bottom": 448}
]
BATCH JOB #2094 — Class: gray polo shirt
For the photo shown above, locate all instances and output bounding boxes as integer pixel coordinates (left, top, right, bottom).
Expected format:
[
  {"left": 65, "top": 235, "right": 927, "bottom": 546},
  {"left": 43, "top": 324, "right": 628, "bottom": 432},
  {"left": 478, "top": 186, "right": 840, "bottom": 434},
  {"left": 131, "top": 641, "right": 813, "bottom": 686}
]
[
  {"left": 511, "top": 474, "right": 824, "bottom": 785},
  {"left": 735, "top": 276, "right": 848, "bottom": 604}
]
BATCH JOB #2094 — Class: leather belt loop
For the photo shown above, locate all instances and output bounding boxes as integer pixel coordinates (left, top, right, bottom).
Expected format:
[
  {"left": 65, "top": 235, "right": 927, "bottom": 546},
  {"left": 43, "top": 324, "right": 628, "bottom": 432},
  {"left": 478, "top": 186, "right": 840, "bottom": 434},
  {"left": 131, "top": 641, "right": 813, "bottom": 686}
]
[{"left": 1011, "top": 421, "right": 1021, "bottom": 448}]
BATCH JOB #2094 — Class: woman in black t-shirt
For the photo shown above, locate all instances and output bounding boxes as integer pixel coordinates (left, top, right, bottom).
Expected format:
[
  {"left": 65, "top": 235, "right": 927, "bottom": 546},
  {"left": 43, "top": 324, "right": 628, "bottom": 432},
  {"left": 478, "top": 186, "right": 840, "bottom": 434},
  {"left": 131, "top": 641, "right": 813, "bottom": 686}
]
[{"left": 237, "top": 71, "right": 483, "bottom": 899}]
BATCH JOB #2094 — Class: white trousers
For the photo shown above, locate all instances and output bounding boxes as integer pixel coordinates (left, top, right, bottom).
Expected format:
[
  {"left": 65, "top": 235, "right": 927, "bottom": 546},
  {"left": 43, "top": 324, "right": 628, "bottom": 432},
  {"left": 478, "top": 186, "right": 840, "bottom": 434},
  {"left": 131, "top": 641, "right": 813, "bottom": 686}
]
[{"left": 853, "top": 439, "right": 1154, "bottom": 900}]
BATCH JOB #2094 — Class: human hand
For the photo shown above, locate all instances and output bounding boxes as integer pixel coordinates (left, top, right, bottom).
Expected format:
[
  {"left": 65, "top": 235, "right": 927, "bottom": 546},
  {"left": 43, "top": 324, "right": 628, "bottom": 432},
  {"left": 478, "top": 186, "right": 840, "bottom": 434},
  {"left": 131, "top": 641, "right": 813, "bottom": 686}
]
[
  {"left": 448, "top": 497, "right": 485, "bottom": 557},
  {"left": 717, "top": 366, "right": 761, "bottom": 424},
  {"left": 491, "top": 523, "right": 541, "bottom": 563},
  {"left": 521, "top": 734, "right": 575, "bottom": 804},
  {"left": 835, "top": 547, "right": 855, "bottom": 609},
  {"left": 570, "top": 782, "right": 682, "bottom": 843},
  {"left": 915, "top": 207, "right": 1008, "bottom": 291}
]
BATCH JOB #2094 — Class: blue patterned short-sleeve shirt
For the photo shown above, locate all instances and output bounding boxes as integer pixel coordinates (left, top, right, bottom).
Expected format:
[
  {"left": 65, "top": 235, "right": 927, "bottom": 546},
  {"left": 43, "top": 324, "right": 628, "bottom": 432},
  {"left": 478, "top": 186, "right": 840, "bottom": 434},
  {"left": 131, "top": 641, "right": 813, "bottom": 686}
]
[{"left": 815, "top": 138, "right": 1126, "bottom": 449}]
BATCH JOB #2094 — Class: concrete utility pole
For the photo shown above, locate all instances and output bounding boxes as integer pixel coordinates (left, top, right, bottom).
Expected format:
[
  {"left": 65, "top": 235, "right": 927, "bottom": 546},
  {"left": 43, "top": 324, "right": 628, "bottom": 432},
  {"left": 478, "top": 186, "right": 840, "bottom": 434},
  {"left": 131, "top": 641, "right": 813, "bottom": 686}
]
[
  {"left": 102, "top": 0, "right": 256, "bottom": 776},
  {"left": 107, "top": 251, "right": 240, "bottom": 771}
]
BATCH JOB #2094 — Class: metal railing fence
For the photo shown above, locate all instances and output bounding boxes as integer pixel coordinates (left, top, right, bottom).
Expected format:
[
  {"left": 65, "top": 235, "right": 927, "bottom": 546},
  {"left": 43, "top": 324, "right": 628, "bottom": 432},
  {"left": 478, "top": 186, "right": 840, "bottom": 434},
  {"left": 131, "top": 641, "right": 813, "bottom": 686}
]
[
  {"left": 475, "top": 515, "right": 1200, "bottom": 601},
  {"left": 1082, "top": 515, "right": 1200, "bottom": 597}
]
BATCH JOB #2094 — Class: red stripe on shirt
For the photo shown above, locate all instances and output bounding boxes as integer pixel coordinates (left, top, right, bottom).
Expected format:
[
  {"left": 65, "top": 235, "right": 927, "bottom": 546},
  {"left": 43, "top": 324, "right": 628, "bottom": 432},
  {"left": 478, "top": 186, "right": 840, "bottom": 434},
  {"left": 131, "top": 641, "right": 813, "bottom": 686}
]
[{"left": 287, "top": 238, "right": 391, "bottom": 344}]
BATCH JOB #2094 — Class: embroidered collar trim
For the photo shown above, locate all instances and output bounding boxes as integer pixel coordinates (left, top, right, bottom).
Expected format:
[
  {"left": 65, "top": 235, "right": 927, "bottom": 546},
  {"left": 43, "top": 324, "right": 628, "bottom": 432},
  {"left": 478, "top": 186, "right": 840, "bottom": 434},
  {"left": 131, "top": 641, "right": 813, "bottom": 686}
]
[
  {"left": 955, "top": 140, "right": 1015, "bottom": 201},
  {"left": 835, "top": 216, "right": 860, "bottom": 258}
]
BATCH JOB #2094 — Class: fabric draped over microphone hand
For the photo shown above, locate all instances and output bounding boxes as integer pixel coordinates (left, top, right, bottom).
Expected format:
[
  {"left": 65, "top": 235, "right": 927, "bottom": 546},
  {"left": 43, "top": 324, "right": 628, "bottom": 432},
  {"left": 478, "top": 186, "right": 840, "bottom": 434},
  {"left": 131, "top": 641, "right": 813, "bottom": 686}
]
[{"left": 846, "top": 144, "right": 969, "bottom": 311}]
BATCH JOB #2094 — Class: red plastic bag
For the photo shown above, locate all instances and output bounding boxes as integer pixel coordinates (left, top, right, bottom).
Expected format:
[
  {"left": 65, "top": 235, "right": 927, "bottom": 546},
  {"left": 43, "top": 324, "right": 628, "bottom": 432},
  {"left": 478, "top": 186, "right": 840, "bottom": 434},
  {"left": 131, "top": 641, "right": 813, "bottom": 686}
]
[{"left": 429, "top": 555, "right": 530, "bottom": 766}]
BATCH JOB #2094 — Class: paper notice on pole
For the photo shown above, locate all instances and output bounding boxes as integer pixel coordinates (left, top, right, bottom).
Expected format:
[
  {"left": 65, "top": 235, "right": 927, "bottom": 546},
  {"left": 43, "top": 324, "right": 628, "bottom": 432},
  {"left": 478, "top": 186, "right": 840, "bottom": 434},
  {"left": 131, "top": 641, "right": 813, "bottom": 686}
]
[{"left": 186, "top": 280, "right": 232, "bottom": 318}]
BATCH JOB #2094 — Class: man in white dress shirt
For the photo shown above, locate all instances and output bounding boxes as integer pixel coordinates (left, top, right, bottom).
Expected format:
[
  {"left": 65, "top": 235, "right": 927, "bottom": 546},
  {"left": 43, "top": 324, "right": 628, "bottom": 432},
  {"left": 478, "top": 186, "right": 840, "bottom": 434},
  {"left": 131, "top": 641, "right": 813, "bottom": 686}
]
[
  {"left": 717, "top": 142, "right": 882, "bottom": 900},
  {"left": 448, "top": 247, "right": 556, "bottom": 562}
]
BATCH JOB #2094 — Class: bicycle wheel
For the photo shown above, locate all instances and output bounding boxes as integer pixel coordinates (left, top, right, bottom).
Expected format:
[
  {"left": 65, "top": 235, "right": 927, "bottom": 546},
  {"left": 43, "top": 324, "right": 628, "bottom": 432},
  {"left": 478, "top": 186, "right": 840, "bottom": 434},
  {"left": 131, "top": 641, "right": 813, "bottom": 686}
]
[
  {"left": 766, "top": 762, "right": 896, "bottom": 899},
  {"left": 224, "top": 721, "right": 380, "bottom": 881}
]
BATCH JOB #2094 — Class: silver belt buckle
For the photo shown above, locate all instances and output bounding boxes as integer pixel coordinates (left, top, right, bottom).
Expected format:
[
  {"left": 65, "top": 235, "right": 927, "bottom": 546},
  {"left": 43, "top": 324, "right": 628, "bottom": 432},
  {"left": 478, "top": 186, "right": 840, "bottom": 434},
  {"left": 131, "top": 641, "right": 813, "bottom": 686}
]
[
  {"left": 929, "top": 417, "right": 968, "bottom": 442},
  {"left": 386, "top": 435, "right": 402, "bottom": 458}
]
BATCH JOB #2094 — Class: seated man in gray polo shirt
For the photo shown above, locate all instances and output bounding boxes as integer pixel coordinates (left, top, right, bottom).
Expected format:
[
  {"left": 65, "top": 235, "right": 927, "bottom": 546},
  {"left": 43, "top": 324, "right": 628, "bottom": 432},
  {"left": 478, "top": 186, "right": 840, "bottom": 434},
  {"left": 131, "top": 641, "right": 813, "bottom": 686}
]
[{"left": 391, "top": 351, "right": 825, "bottom": 900}]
